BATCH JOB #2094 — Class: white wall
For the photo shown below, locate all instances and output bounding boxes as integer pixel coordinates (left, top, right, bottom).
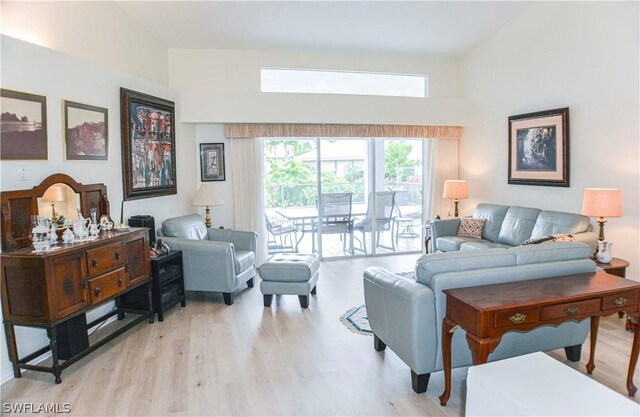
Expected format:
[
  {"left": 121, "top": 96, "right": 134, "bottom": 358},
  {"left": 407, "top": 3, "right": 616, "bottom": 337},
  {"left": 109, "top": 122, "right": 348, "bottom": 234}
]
[
  {"left": 1, "top": 1, "right": 169, "bottom": 85},
  {"left": 0, "top": 36, "right": 197, "bottom": 382},
  {"left": 194, "top": 124, "right": 235, "bottom": 229},
  {"left": 169, "top": 48, "right": 468, "bottom": 125},
  {"left": 461, "top": 2, "right": 639, "bottom": 278}
]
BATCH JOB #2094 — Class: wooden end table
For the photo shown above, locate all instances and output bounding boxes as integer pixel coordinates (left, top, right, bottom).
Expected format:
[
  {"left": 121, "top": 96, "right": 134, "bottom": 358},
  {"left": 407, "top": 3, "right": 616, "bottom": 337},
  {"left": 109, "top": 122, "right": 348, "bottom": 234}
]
[{"left": 439, "top": 272, "right": 640, "bottom": 406}]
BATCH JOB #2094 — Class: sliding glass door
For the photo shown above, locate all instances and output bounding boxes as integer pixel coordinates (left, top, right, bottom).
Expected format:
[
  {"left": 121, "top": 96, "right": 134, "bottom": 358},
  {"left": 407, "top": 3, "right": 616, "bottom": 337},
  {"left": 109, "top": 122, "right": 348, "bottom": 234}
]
[
  {"left": 264, "top": 137, "right": 425, "bottom": 258},
  {"left": 318, "top": 138, "right": 367, "bottom": 257}
]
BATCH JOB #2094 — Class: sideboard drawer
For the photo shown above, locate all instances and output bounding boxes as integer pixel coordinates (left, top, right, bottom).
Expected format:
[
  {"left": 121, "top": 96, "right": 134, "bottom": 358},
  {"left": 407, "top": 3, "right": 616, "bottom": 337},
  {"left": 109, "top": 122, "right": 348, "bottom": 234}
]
[
  {"left": 88, "top": 268, "right": 128, "bottom": 305},
  {"left": 494, "top": 307, "right": 539, "bottom": 327},
  {"left": 86, "top": 241, "right": 125, "bottom": 277},
  {"left": 540, "top": 298, "right": 600, "bottom": 320},
  {"left": 602, "top": 291, "right": 638, "bottom": 311}
]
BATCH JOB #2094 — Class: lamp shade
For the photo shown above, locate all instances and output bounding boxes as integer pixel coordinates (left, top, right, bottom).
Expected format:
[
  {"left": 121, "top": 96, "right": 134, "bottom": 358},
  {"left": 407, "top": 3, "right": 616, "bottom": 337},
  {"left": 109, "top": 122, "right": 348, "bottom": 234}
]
[
  {"left": 42, "top": 186, "right": 64, "bottom": 203},
  {"left": 192, "top": 184, "right": 225, "bottom": 207},
  {"left": 443, "top": 180, "right": 469, "bottom": 200},
  {"left": 581, "top": 188, "right": 623, "bottom": 218}
]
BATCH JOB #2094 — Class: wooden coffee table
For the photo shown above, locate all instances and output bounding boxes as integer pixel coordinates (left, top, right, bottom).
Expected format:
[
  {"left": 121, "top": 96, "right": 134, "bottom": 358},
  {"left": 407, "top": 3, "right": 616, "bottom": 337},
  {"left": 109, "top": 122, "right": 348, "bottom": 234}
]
[{"left": 439, "top": 272, "right": 640, "bottom": 406}]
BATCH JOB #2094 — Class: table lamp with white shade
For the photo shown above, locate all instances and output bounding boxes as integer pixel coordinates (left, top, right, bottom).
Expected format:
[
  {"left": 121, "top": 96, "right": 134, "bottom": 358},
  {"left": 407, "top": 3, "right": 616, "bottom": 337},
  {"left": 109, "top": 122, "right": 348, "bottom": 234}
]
[
  {"left": 42, "top": 186, "right": 64, "bottom": 220},
  {"left": 581, "top": 188, "right": 623, "bottom": 241},
  {"left": 443, "top": 180, "right": 469, "bottom": 217},
  {"left": 192, "top": 184, "right": 225, "bottom": 228}
]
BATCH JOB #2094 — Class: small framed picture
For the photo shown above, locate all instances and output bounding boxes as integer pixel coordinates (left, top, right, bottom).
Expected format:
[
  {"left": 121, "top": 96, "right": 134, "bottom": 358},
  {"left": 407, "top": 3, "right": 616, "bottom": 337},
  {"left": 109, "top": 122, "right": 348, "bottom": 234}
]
[
  {"left": 508, "top": 107, "right": 570, "bottom": 187},
  {"left": 0, "top": 89, "right": 48, "bottom": 160},
  {"left": 64, "top": 100, "right": 108, "bottom": 160},
  {"left": 200, "top": 143, "right": 226, "bottom": 181}
]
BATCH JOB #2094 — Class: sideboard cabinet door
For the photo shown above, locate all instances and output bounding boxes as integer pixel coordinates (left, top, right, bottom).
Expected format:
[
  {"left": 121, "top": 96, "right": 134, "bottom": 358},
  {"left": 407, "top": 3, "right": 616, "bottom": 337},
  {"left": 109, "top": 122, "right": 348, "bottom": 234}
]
[
  {"left": 51, "top": 253, "right": 89, "bottom": 320},
  {"left": 125, "top": 235, "right": 150, "bottom": 286}
]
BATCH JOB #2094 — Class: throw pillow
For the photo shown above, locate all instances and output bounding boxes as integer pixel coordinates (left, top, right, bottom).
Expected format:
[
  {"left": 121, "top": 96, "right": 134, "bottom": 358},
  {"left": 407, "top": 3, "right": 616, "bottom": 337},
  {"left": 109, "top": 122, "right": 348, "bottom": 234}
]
[
  {"left": 522, "top": 233, "right": 576, "bottom": 245},
  {"left": 456, "top": 218, "right": 485, "bottom": 238}
]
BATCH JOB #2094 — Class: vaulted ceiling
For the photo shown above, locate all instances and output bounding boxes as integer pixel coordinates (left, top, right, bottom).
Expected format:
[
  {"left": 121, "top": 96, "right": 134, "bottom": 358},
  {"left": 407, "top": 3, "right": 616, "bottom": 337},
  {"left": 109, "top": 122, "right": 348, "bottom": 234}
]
[{"left": 118, "top": 1, "right": 531, "bottom": 59}]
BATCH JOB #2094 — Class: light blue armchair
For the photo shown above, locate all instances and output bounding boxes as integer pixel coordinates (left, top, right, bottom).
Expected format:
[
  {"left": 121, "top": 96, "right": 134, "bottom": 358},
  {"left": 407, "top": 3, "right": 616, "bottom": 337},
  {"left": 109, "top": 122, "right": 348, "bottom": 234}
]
[{"left": 158, "top": 214, "right": 257, "bottom": 305}]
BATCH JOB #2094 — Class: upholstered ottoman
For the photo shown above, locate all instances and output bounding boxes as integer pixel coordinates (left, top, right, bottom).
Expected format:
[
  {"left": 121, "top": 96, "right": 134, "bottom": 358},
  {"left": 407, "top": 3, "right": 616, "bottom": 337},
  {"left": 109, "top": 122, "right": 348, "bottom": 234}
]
[{"left": 259, "top": 253, "right": 320, "bottom": 308}]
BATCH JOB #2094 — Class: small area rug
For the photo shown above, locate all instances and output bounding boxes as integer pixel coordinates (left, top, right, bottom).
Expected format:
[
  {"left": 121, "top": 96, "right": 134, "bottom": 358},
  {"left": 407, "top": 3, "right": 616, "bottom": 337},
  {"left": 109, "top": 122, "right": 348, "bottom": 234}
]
[
  {"left": 339, "top": 305, "right": 372, "bottom": 335},
  {"left": 340, "top": 271, "right": 414, "bottom": 336}
]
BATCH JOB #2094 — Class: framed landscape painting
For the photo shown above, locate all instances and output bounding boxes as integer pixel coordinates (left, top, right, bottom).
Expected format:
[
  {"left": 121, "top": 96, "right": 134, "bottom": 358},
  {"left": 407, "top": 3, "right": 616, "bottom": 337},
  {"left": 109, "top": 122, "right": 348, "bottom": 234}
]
[
  {"left": 200, "top": 143, "right": 226, "bottom": 181},
  {"left": 120, "top": 88, "right": 176, "bottom": 200},
  {"left": 0, "top": 89, "right": 48, "bottom": 160},
  {"left": 508, "top": 107, "right": 570, "bottom": 187},
  {"left": 64, "top": 100, "right": 108, "bottom": 160}
]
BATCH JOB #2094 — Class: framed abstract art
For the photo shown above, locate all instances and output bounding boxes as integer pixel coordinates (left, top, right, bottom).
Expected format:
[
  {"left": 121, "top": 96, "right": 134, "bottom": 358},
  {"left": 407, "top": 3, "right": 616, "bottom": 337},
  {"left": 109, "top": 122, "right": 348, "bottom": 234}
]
[{"left": 120, "top": 88, "right": 176, "bottom": 200}]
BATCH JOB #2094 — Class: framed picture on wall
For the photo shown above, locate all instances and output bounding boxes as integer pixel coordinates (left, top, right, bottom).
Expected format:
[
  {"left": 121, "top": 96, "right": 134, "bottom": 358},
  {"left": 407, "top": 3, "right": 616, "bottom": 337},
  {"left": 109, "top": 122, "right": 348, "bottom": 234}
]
[
  {"left": 64, "top": 100, "right": 108, "bottom": 160},
  {"left": 120, "top": 88, "right": 176, "bottom": 200},
  {"left": 200, "top": 143, "right": 226, "bottom": 181},
  {"left": 508, "top": 107, "right": 570, "bottom": 187},
  {"left": 0, "top": 89, "right": 48, "bottom": 160}
]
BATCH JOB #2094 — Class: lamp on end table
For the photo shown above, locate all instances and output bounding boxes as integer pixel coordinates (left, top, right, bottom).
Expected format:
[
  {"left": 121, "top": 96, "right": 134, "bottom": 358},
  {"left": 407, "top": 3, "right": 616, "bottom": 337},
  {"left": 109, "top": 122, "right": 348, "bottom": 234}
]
[
  {"left": 192, "top": 184, "right": 225, "bottom": 228},
  {"left": 443, "top": 180, "right": 468, "bottom": 218},
  {"left": 581, "top": 188, "right": 623, "bottom": 241}
]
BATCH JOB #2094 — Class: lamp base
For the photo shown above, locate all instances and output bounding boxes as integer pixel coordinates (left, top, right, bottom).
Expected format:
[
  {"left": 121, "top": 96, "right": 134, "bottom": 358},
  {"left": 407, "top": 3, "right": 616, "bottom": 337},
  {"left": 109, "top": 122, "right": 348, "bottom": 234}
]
[
  {"left": 453, "top": 200, "right": 460, "bottom": 218},
  {"left": 204, "top": 206, "right": 212, "bottom": 228},
  {"left": 597, "top": 217, "right": 607, "bottom": 241}
]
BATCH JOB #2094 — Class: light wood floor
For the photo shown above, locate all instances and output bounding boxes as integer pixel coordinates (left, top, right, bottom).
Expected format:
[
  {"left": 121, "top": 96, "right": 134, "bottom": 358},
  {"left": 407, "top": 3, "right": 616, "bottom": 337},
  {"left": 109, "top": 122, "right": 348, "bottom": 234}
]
[{"left": 2, "top": 254, "right": 639, "bottom": 416}]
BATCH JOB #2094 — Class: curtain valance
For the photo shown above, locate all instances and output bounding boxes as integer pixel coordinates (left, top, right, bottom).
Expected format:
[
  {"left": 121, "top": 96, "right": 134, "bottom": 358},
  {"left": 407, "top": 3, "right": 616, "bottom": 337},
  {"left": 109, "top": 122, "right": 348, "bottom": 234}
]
[{"left": 225, "top": 123, "right": 462, "bottom": 140}]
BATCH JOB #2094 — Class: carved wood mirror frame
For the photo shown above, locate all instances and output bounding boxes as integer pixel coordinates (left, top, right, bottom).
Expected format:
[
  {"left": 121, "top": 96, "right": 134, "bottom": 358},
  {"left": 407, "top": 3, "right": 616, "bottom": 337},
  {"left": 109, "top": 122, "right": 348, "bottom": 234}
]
[{"left": 1, "top": 173, "right": 110, "bottom": 251}]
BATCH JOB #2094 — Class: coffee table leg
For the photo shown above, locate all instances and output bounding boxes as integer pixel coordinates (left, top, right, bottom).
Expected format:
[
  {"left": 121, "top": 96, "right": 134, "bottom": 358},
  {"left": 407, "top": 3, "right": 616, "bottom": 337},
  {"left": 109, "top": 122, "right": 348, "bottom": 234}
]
[
  {"left": 439, "top": 319, "right": 458, "bottom": 406},
  {"left": 587, "top": 316, "right": 600, "bottom": 374},
  {"left": 466, "top": 333, "right": 501, "bottom": 365},
  {"left": 627, "top": 312, "right": 639, "bottom": 396}
]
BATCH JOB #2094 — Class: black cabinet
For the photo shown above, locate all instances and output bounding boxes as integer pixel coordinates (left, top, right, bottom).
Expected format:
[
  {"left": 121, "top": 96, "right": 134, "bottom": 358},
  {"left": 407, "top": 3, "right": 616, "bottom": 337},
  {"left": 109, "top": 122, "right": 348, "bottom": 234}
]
[{"left": 151, "top": 251, "right": 186, "bottom": 321}]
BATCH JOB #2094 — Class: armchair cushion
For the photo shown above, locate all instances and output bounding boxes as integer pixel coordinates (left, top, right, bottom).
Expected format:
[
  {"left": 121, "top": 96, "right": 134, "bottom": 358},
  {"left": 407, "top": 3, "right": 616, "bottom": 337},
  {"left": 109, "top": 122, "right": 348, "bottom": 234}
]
[
  {"left": 162, "top": 214, "right": 207, "bottom": 240},
  {"left": 235, "top": 250, "right": 256, "bottom": 273}
]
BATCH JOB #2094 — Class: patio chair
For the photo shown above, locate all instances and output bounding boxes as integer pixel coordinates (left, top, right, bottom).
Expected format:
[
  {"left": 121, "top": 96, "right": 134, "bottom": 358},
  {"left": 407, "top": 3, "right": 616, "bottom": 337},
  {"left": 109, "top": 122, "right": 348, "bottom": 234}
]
[
  {"left": 353, "top": 191, "right": 396, "bottom": 254},
  {"left": 394, "top": 205, "right": 422, "bottom": 245},
  {"left": 314, "top": 192, "right": 354, "bottom": 254},
  {"left": 265, "top": 214, "right": 300, "bottom": 253}
]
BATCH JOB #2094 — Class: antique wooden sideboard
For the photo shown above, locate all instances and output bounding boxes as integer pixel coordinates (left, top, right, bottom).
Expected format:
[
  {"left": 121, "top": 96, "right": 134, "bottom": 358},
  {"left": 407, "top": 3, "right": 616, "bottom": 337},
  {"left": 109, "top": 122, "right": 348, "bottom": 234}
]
[{"left": 0, "top": 174, "right": 153, "bottom": 383}]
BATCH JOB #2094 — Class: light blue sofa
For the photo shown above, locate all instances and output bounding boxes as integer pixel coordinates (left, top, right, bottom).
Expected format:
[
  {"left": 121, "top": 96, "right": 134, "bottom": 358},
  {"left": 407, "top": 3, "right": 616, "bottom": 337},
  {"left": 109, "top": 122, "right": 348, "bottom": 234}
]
[
  {"left": 363, "top": 241, "right": 595, "bottom": 393},
  {"left": 158, "top": 214, "right": 257, "bottom": 305},
  {"left": 431, "top": 203, "right": 597, "bottom": 252}
]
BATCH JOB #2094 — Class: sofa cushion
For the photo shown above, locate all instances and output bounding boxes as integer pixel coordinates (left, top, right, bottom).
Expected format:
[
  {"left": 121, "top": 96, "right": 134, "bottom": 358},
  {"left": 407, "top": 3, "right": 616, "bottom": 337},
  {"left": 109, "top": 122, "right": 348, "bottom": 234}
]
[
  {"left": 460, "top": 241, "right": 513, "bottom": 250},
  {"left": 509, "top": 242, "right": 592, "bottom": 266},
  {"left": 162, "top": 214, "right": 207, "bottom": 240},
  {"left": 415, "top": 249, "right": 515, "bottom": 288},
  {"left": 457, "top": 218, "right": 485, "bottom": 238},
  {"left": 522, "top": 234, "right": 576, "bottom": 245},
  {"left": 530, "top": 210, "right": 592, "bottom": 238},
  {"left": 473, "top": 204, "right": 509, "bottom": 242},
  {"left": 436, "top": 236, "right": 485, "bottom": 252},
  {"left": 496, "top": 207, "right": 542, "bottom": 246},
  {"left": 235, "top": 250, "right": 256, "bottom": 273}
]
